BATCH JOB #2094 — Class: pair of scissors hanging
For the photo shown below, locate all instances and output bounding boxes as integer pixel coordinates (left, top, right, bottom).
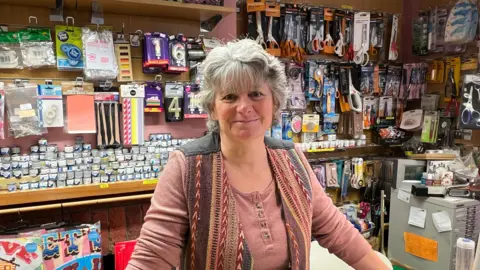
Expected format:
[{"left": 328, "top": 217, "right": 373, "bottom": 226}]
[
  {"left": 255, "top": 11, "right": 267, "bottom": 49},
  {"left": 347, "top": 69, "right": 363, "bottom": 112},
  {"left": 370, "top": 25, "right": 378, "bottom": 55},
  {"left": 309, "top": 15, "right": 324, "bottom": 53},
  {"left": 266, "top": 16, "right": 280, "bottom": 53},
  {"left": 353, "top": 24, "right": 369, "bottom": 66},
  {"left": 461, "top": 83, "right": 480, "bottom": 126}
]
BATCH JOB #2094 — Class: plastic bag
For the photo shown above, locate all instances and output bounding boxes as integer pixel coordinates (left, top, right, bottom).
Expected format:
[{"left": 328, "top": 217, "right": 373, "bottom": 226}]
[
  {"left": 18, "top": 28, "right": 56, "bottom": 68},
  {"left": 82, "top": 27, "right": 118, "bottom": 81},
  {"left": 5, "top": 82, "right": 45, "bottom": 138},
  {"left": 0, "top": 82, "right": 5, "bottom": 139},
  {"left": 0, "top": 31, "right": 22, "bottom": 69}
]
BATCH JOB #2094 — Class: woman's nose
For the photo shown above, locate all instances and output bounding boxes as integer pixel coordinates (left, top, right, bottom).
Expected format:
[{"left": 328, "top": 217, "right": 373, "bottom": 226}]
[{"left": 236, "top": 95, "right": 253, "bottom": 113}]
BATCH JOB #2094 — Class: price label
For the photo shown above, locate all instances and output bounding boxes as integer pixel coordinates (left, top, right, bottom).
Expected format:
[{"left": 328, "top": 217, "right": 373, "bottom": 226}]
[{"left": 100, "top": 183, "right": 109, "bottom": 188}]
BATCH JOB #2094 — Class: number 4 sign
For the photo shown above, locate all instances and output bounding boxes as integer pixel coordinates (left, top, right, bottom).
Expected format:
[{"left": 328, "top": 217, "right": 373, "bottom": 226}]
[{"left": 165, "top": 82, "right": 184, "bottom": 122}]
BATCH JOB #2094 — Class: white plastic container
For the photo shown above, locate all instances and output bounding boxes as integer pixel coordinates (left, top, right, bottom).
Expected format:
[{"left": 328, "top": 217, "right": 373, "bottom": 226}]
[{"left": 455, "top": 238, "right": 475, "bottom": 270}]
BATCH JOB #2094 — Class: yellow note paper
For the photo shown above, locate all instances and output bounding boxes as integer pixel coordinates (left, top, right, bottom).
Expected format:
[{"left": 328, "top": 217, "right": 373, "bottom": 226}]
[
  {"left": 404, "top": 232, "right": 438, "bottom": 262},
  {"left": 100, "top": 183, "right": 109, "bottom": 189}
]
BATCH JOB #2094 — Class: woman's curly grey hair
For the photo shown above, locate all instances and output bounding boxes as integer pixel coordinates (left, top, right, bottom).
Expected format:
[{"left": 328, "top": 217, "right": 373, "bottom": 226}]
[{"left": 199, "top": 38, "right": 288, "bottom": 132}]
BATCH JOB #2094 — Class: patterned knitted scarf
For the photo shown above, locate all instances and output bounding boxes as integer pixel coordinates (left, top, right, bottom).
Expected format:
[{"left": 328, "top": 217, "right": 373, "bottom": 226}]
[{"left": 180, "top": 133, "right": 313, "bottom": 270}]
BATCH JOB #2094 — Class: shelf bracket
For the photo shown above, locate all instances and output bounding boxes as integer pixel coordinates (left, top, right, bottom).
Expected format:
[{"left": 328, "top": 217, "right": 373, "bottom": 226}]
[
  {"left": 200, "top": 14, "right": 223, "bottom": 32},
  {"left": 49, "top": 0, "right": 64, "bottom": 22}
]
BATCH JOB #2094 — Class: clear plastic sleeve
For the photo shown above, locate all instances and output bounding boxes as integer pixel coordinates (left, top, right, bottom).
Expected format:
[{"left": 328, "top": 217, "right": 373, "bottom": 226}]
[
  {"left": 82, "top": 27, "right": 118, "bottom": 81},
  {"left": 0, "top": 32, "right": 22, "bottom": 69},
  {"left": 18, "top": 28, "right": 56, "bottom": 68},
  {"left": 5, "top": 83, "right": 45, "bottom": 138}
]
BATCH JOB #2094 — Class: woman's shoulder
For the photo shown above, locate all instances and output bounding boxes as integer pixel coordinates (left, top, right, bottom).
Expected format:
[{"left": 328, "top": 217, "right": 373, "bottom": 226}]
[{"left": 177, "top": 133, "right": 220, "bottom": 156}]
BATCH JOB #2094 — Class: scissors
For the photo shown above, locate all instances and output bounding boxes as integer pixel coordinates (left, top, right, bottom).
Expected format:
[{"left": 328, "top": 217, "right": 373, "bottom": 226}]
[
  {"left": 334, "top": 33, "right": 345, "bottom": 57},
  {"left": 461, "top": 84, "right": 480, "bottom": 125},
  {"left": 388, "top": 20, "right": 399, "bottom": 61},
  {"left": 353, "top": 24, "right": 369, "bottom": 66},
  {"left": 347, "top": 69, "right": 362, "bottom": 112},
  {"left": 323, "top": 34, "right": 335, "bottom": 54},
  {"left": 281, "top": 16, "right": 298, "bottom": 57},
  {"left": 255, "top": 11, "right": 267, "bottom": 49},
  {"left": 266, "top": 16, "right": 280, "bottom": 52},
  {"left": 292, "top": 16, "right": 306, "bottom": 62},
  {"left": 369, "top": 25, "right": 378, "bottom": 55},
  {"left": 308, "top": 19, "right": 324, "bottom": 53}
]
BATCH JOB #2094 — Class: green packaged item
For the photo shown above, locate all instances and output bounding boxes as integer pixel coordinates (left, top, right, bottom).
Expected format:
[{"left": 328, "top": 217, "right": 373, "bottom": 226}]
[
  {"left": 55, "top": 25, "right": 84, "bottom": 70},
  {"left": 18, "top": 28, "right": 56, "bottom": 68},
  {"left": 0, "top": 31, "right": 22, "bottom": 69}
]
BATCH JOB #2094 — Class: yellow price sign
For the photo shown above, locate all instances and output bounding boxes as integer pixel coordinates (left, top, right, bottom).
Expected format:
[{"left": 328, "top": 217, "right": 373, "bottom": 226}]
[
  {"left": 143, "top": 179, "right": 158, "bottom": 185},
  {"left": 100, "top": 183, "right": 109, "bottom": 189}
]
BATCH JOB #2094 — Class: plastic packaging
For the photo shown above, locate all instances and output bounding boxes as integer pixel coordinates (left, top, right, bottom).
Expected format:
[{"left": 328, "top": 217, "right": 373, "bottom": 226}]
[
  {"left": 0, "top": 31, "right": 22, "bottom": 69},
  {"left": 445, "top": 0, "right": 478, "bottom": 45},
  {"left": 455, "top": 238, "right": 475, "bottom": 270},
  {"left": 82, "top": 27, "right": 118, "bottom": 81},
  {"left": 18, "top": 28, "right": 56, "bottom": 68},
  {"left": 5, "top": 82, "right": 45, "bottom": 138},
  {"left": 0, "top": 82, "right": 5, "bottom": 139},
  {"left": 56, "top": 18, "right": 84, "bottom": 70}
]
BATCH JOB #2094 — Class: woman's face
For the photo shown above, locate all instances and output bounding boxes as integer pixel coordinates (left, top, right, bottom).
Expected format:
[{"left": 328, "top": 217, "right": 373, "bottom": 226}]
[{"left": 213, "top": 82, "right": 274, "bottom": 141}]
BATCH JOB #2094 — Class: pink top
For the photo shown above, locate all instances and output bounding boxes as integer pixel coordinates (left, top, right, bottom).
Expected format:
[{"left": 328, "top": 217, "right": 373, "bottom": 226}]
[{"left": 127, "top": 148, "right": 372, "bottom": 269}]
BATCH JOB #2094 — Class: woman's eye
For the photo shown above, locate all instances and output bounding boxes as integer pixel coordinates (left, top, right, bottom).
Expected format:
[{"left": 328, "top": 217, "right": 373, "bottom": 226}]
[
  {"left": 250, "top": 91, "right": 264, "bottom": 98},
  {"left": 222, "top": 94, "right": 237, "bottom": 101}
]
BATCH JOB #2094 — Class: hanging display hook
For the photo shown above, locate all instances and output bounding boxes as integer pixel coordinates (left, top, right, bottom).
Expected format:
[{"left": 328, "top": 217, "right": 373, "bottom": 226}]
[
  {"left": 66, "top": 16, "right": 75, "bottom": 31},
  {"left": 28, "top": 16, "right": 38, "bottom": 25},
  {"left": 154, "top": 75, "right": 163, "bottom": 82}
]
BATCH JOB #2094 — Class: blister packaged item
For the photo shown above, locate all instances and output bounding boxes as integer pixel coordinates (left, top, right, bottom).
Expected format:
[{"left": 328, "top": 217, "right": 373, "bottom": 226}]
[
  {"left": 144, "top": 79, "right": 164, "bottom": 113},
  {"left": 0, "top": 31, "right": 22, "bottom": 69},
  {"left": 413, "top": 11, "right": 429, "bottom": 56},
  {"left": 460, "top": 76, "right": 480, "bottom": 129},
  {"left": 322, "top": 77, "right": 335, "bottom": 116},
  {"left": 428, "top": 7, "right": 448, "bottom": 53},
  {"left": 18, "top": 28, "right": 56, "bottom": 68},
  {"left": 363, "top": 97, "right": 379, "bottom": 129},
  {"left": 164, "top": 82, "right": 184, "bottom": 122},
  {"left": 95, "top": 92, "right": 121, "bottom": 147},
  {"left": 5, "top": 81, "right": 45, "bottom": 138},
  {"left": 184, "top": 84, "right": 207, "bottom": 118},
  {"left": 421, "top": 111, "right": 440, "bottom": 143},
  {"left": 143, "top": 32, "right": 169, "bottom": 69},
  {"left": 281, "top": 112, "right": 293, "bottom": 141},
  {"left": 286, "top": 62, "right": 306, "bottom": 110},
  {"left": 445, "top": 0, "right": 478, "bottom": 45},
  {"left": 56, "top": 18, "right": 83, "bottom": 70},
  {"left": 82, "top": 27, "right": 118, "bottom": 81},
  {"left": 0, "top": 82, "right": 4, "bottom": 139},
  {"left": 385, "top": 65, "right": 402, "bottom": 97},
  {"left": 37, "top": 82, "right": 64, "bottom": 127},
  {"left": 167, "top": 34, "right": 188, "bottom": 73},
  {"left": 360, "top": 65, "right": 374, "bottom": 95}
]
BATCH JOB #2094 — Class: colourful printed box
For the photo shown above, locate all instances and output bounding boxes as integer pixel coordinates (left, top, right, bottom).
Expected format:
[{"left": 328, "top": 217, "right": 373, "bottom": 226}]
[
  {"left": 0, "top": 237, "right": 44, "bottom": 270},
  {"left": 41, "top": 223, "right": 101, "bottom": 270}
]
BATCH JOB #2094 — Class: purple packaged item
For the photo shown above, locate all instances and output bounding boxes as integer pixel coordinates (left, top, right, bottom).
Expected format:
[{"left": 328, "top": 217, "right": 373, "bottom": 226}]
[
  {"left": 167, "top": 34, "right": 188, "bottom": 73},
  {"left": 143, "top": 32, "right": 169, "bottom": 68},
  {"left": 144, "top": 81, "right": 164, "bottom": 113},
  {"left": 184, "top": 84, "right": 207, "bottom": 119}
]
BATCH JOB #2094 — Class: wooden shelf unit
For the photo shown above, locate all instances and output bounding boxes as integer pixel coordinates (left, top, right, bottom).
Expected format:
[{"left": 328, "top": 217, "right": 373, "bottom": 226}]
[
  {"left": 0, "top": 179, "right": 158, "bottom": 208},
  {"left": 0, "top": 0, "right": 235, "bottom": 22}
]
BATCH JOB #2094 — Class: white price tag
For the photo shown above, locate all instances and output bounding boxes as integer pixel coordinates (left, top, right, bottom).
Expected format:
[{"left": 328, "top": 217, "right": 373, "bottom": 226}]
[{"left": 397, "top": 190, "right": 411, "bottom": 203}]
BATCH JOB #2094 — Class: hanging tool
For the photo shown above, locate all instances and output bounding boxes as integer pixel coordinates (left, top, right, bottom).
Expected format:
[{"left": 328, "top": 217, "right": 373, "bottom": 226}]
[
  {"left": 255, "top": 11, "right": 267, "bottom": 49},
  {"left": 461, "top": 83, "right": 480, "bottom": 126},
  {"left": 354, "top": 24, "right": 369, "bottom": 66},
  {"left": 348, "top": 69, "right": 362, "bottom": 112},
  {"left": 293, "top": 15, "right": 306, "bottom": 62},
  {"left": 445, "top": 67, "right": 460, "bottom": 116},
  {"left": 370, "top": 25, "right": 378, "bottom": 55},
  {"left": 281, "top": 15, "right": 297, "bottom": 57},
  {"left": 266, "top": 16, "right": 281, "bottom": 56},
  {"left": 313, "top": 68, "right": 323, "bottom": 98},
  {"left": 335, "top": 33, "right": 345, "bottom": 56},
  {"left": 388, "top": 15, "right": 399, "bottom": 61}
]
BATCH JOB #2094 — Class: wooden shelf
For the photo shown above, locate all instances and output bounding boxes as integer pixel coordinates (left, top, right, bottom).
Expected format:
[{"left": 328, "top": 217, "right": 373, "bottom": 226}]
[
  {"left": 0, "top": 179, "right": 158, "bottom": 208},
  {"left": 408, "top": 153, "right": 457, "bottom": 160},
  {"left": 0, "top": 0, "right": 235, "bottom": 22}
]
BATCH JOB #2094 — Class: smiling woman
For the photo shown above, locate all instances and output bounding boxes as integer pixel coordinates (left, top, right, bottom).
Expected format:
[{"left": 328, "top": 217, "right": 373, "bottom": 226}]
[{"left": 126, "top": 39, "right": 390, "bottom": 270}]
